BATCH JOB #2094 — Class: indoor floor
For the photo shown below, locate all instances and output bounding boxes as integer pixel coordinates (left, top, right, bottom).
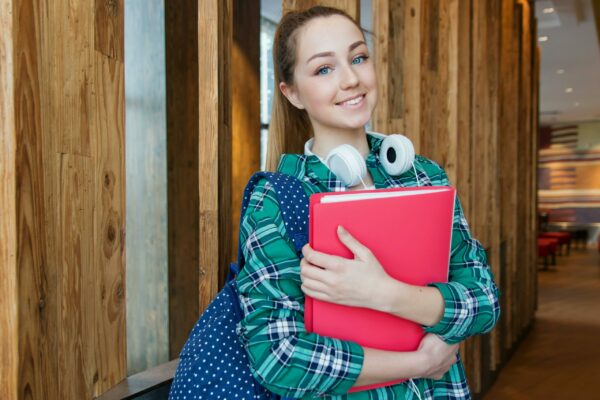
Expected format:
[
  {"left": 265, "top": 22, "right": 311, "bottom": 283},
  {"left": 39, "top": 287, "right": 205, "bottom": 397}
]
[{"left": 484, "top": 246, "right": 600, "bottom": 399}]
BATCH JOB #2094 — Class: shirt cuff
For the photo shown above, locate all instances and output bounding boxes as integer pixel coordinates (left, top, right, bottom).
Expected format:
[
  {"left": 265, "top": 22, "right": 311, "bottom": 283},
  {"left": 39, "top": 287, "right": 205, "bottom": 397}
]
[
  {"left": 422, "top": 282, "right": 463, "bottom": 344},
  {"left": 328, "top": 340, "right": 365, "bottom": 395}
]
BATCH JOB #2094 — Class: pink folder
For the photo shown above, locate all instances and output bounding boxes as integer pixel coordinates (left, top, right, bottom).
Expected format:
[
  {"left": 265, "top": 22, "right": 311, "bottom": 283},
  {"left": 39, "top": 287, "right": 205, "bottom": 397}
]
[{"left": 305, "top": 186, "right": 455, "bottom": 393}]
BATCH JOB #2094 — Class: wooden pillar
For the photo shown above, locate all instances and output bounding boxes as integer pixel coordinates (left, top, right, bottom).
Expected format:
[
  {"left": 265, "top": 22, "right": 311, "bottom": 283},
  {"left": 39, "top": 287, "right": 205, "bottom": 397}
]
[
  {"left": 231, "top": 0, "right": 261, "bottom": 266},
  {"left": 517, "top": 0, "right": 533, "bottom": 337},
  {"left": 166, "top": 0, "right": 200, "bottom": 359},
  {"left": 1, "top": 0, "right": 126, "bottom": 398},
  {"left": 499, "top": 0, "right": 520, "bottom": 353},
  {"left": 198, "top": 0, "right": 233, "bottom": 314},
  {"left": 0, "top": 1, "right": 18, "bottom": 398},
  {"left": 471, "top": 0, "right": 502, "bottom": 389},
  {"left": 283, "top": 0, "right": 360, "bottom": 20}
]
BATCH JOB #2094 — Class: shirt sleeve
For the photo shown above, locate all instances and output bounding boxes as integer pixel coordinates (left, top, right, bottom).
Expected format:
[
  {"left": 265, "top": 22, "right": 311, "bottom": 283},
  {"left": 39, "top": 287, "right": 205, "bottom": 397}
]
[
  {"left": 422, "top": 167, "right": 501, "bottom": 344},
  {"left": 235, "top": 179, "right": 364, "bottom": 398}
]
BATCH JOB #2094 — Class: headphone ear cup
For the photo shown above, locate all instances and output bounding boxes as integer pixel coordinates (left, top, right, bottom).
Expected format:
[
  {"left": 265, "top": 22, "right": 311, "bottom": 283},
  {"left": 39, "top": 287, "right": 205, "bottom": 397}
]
[
  {"left": 325, "top": 144, "right": 367, "bottom": 187},
  {"left": 379, "top": 134, "right": 415, "bottom": 176}
]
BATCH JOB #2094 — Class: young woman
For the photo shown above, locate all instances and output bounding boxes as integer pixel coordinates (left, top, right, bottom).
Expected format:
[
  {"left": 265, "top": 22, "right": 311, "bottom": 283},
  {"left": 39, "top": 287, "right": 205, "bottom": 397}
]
[{"left": 236, "top": 6, "right": 500, "bottom": 399}]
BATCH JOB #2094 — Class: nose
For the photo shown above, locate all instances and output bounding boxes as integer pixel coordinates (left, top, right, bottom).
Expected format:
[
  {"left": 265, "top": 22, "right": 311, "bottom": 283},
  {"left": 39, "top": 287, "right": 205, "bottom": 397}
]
[{"left": 339, "top": 62, "right": 359, "bottom": 90}]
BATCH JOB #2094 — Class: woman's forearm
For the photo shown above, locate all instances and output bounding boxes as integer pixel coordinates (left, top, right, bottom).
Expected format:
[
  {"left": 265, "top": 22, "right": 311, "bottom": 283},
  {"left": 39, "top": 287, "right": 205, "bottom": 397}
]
[
  {"left": 375, "top": 277, "right": 445, "bottom": 327},
  {"left": 352, "top": 347, "right": 425, "bottom": 388}
]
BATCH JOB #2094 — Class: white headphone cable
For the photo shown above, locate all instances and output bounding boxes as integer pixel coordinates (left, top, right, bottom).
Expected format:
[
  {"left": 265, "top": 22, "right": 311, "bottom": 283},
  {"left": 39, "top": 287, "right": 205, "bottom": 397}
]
[
  {"left": 408, "top": 378, "right": 423, "bottom": 400},
  {"left": 412, "top": 163, "right": 421, "bottom": 187}
]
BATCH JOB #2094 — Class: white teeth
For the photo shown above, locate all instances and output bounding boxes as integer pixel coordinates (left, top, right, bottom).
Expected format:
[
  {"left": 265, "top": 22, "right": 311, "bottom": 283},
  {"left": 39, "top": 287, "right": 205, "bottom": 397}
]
[{"left": 340, "top": 95, "right": 364, "bottom": 106}]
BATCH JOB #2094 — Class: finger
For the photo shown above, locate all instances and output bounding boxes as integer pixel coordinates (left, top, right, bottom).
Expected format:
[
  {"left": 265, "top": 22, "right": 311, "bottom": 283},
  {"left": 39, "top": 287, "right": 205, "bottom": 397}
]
[
  {"left": 301, "top": 243, "right": 312, "bottom": 257},
  {"left": 302, "top": 245, "right": 346, "bottom": 272},
  {"left": 301, "top": 263, "right": 332, "bottom": 284},
  {"left": 337, "top": 226, "right": 372, "bottom": 260},
  {"left": 301, "top": 284, "right": 331, "bottom": 302},
  {"left": 300, "top": 278, "right": 330, "bottom": 294}
]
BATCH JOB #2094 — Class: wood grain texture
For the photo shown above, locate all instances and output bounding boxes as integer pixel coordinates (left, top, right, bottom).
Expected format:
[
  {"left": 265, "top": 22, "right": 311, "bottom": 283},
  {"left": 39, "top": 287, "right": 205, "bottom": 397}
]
[
  {"left": 282, "top": 0, "right": 360, "bottom": 20},
  {"left": 7, "top": 0, "right": 126, "bottom": 398},
  {"left": 95, "top": 0, "right": 124, "bottom": 60},
  {"left": 198, "top": 0, "right": 233, "bottom": 314},
  {"left": 498, "top": 0, "right": 520, "bottom": 353},
  {"left": 0, "top": 1, "right": 18, "bottom": 398},
  {"left": 165, "top": 0, "right": 200, "bottom": 359},
  {"left": 372, "top": 0, "right": 419, "bottom": 143},
  {"left": 14, "top": 0, "right": 59, "bottom": 398},
  {"left": 231, "top": 0, "right": 261, "bottom": 265}
]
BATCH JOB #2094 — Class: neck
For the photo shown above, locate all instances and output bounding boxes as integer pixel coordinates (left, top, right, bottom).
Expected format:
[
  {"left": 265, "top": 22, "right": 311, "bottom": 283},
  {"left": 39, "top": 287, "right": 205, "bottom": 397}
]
[{"left": 310, "top": 125, "right": 369, "bottom": 159}]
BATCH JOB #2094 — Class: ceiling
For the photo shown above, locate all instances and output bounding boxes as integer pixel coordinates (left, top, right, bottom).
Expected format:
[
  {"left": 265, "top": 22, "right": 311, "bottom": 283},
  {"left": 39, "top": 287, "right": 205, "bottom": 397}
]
[
  {"left": 536, "top": 0, "right": 600, "bottom": 125},
  {"left": 261, "top": 0, "right": 600, "bottom": 125}
]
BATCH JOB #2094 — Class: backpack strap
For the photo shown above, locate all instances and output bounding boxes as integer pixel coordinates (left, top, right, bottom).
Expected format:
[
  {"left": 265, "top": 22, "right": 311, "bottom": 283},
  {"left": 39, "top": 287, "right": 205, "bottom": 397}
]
[{"left": 229, "top": 172, "right": 309, "bottom": 279}]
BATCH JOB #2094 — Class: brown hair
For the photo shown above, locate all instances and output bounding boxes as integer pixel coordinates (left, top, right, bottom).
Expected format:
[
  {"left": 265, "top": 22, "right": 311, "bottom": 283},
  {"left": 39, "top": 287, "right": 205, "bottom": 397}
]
[{"left": 265, "top": 6, "right": 365, "bottom": 171}]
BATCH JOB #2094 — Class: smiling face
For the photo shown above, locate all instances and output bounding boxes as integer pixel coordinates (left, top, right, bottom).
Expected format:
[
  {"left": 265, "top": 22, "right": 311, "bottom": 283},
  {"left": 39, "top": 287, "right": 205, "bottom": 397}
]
[{"left": 280, "top": 14, "right": 378, "bottom": 136}]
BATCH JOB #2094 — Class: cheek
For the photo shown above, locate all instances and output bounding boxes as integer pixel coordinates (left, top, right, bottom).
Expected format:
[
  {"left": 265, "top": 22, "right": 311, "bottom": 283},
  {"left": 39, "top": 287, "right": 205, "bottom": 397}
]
[
  {"left": 361, "top": 65, "right": 378, "bottom": 90},
  {"left": 299, "top": 80, "right": 336, "bottom": 109}
]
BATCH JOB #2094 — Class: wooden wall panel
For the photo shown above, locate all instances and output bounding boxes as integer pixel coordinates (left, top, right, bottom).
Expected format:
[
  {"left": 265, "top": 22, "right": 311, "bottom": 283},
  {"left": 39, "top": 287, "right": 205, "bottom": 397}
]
[
  {"left": 4, "top": 0, "right": 126, "bottom": 398},
  {"left": 166, "top": 0, "right": 200, "bottom": 359},
  {"left": 231, "top": 0, "right": 261, "bottom": 265},
  {"left": 0, "top": 1, "right": 18, "bottom": 398},
  {"left": 198, "top": 0, "right": 233, "bottom": 313},
  {"left": 372, "top": 0, "right": 538, "bottom": 396}
]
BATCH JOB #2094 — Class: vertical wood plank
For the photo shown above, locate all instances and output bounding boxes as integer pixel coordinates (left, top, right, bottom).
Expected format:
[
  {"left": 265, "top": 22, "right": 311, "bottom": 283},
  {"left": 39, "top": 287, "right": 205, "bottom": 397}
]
[
  {"left": 231, "top": 0, "right": 261, "bottom": 265},
  {"left": 514, "top": 2, "right": 524, "bottom": 343},
  {"left": 372, "top": 0, "right": 420, "bottom": 144},
  {"left": 518, "top": 0, "right": 532, "bottom": 335},
  {"left": 165, "top": 0, "right": 200, "bottom": 359},
  {"left": 14, "top": 0, "right": 59, "bottom": 398},
  {"left": 198, "top": 0, "right": 233, "bottom": 313},
  {"left": 499, "top": 0, "right": 519, "bottom": 353},
  {"left": 0, "top": 0, "right": 18, "bottom": 398},
  {"left": 57, "top": 153, "right": 95, "bottom": 399},
  {"left": 402, "top": 0, "right": 422, "bottom": 149},
  {"left": 92, "top": 2, "right": 127, "bottom": 395},
  {"left": 470, "top": 0, "right": 502, "bottom": 389},
  {"left": 372, "top": 0, "right": 390, "bottom": 133},
  {"left": 532, "top": 43, "right": 541, "bottom": 318},
  {"left": 454, "top": 0, "right": 472, "bottom": 217}
]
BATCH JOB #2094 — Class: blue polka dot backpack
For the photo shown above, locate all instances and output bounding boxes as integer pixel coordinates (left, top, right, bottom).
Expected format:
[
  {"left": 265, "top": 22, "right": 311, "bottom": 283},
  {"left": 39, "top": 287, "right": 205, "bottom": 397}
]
[{"left": 169, "top": 172, "right": 308, "bottom": 400}]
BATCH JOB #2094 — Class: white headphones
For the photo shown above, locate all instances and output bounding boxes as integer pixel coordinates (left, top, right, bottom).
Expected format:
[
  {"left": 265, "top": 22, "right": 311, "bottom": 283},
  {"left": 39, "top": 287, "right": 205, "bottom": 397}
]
[{"left": 304, "top": 131, "right": 418, "bottom": 188}]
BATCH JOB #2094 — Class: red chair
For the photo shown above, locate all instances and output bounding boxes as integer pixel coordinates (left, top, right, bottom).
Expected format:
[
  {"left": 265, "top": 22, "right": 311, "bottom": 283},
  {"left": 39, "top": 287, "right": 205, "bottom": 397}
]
[
  {"left": 539, "top": 232, "right": 572, "bottom": 256},
  {"left": 538, "top": 238, "right": 558, "bottom": 270}
]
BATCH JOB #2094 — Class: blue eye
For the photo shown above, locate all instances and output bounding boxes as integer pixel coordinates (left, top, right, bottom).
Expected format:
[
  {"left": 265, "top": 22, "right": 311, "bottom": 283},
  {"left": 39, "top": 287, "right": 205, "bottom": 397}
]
[
  {"left": 317, "top": 66, "right": 331, "bottom": 75},
  {"left": 352, "top": 55, "right": 368, "bottom": 65}
]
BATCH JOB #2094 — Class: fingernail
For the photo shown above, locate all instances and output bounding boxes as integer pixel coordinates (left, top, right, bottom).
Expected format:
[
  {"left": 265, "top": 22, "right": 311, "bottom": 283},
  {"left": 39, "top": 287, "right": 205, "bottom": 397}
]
[{"left": 338, "top": 225, "right": 346, "bottom": 234}]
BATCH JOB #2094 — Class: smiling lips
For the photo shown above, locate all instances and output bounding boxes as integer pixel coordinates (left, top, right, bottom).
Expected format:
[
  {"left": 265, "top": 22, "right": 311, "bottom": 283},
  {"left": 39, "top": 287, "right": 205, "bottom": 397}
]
[{"left": 336, "top": 93, "right": 365, "bottom": 107}]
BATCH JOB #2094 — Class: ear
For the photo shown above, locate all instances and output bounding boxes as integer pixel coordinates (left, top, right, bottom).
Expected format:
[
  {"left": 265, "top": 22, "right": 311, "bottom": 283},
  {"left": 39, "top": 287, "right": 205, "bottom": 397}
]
[{"left": 279, "top": 81, "right": 305, "bottom": 110}]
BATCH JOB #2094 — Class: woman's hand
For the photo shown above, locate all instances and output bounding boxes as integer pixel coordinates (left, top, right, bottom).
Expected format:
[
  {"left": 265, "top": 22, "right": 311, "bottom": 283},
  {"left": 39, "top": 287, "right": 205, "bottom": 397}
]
[
  {"left": 416, "top": 334, "right": 459, "bottom": 380},
  {"left": 300, "top": 225, "right": 391, "bottom": 309}
]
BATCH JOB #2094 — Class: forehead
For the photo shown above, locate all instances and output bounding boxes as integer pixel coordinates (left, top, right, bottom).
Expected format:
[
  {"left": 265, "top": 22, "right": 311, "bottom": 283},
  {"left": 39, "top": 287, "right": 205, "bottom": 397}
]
[{"left": 295, "top": 15, "right": 364, "bottom": 61}]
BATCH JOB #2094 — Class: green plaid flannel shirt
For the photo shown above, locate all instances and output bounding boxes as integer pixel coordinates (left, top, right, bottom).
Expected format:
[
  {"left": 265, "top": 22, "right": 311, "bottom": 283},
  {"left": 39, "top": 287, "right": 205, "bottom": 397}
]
[{"left": 236, "top": 133, "right": 500, "bottom": 399}]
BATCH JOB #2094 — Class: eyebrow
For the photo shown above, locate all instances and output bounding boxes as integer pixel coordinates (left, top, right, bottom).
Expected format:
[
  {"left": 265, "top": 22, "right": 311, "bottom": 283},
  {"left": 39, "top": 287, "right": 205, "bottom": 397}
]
[{"left": 305, "top": 40, "right": 367, "bottom": 64}]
